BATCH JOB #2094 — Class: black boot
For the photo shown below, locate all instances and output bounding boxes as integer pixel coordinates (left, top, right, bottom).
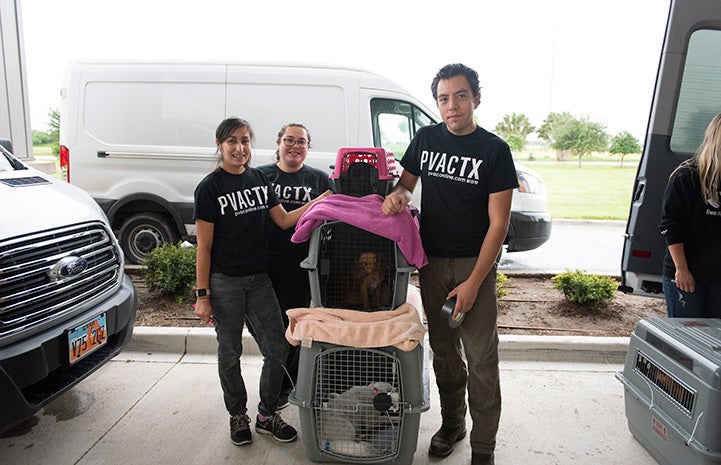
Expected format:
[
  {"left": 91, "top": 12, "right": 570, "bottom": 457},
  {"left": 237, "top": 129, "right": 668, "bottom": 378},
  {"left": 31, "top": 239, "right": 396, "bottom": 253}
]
[{"left": 428, "top": 424, "right": 467, "bottom": 457}]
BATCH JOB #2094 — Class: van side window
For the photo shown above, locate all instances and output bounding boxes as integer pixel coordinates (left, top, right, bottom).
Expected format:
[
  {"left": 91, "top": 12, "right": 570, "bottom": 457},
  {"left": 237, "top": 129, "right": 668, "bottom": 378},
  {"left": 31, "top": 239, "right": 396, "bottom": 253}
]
[
  {"left": 84, "top": 82, "right": 224, "bottom": 147},
  {"left": 371, "top": 98, "right": 435, "bottom": 159},
  {"left": 670, "top": 29, "right": 721, "bottom": 154}
]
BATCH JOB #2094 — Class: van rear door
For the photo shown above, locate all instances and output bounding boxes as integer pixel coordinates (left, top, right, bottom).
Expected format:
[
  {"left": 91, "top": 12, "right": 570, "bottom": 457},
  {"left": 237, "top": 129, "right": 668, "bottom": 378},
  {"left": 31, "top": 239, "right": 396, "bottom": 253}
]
[{"left": 621, "top": 0, "right": 721, "bottom": 297}]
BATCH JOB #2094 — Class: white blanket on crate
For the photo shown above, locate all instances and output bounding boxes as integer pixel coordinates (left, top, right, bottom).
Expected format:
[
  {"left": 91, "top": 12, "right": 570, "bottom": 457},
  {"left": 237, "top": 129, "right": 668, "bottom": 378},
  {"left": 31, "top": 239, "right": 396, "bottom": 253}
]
[{"left": 285, "top": 285, "right": 426, "bottom": 351}]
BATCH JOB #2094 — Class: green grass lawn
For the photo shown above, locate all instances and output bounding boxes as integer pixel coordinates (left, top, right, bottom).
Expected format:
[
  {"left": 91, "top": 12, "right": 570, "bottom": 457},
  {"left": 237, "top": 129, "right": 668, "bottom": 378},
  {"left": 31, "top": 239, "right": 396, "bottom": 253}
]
[
  {"left": 523, "top": 161, "right": 638, "bottom": 221},
  {"left": 33, "top": 145, "right": 54, "bottom": 156}
]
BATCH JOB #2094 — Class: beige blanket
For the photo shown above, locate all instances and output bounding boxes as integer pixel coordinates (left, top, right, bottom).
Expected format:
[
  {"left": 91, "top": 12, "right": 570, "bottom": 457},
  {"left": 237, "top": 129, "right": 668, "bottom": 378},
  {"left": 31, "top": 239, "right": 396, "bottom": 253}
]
[{"left": 285, "top": 285, "right": 426, "bottom": 351}]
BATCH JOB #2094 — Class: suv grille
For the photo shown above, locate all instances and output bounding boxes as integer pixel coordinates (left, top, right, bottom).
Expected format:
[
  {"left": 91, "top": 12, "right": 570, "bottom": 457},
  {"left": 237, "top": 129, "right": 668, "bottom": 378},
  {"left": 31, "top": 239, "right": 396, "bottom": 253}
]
[{"left": 0, "top": 222, "right": 122, "bottom": 337}]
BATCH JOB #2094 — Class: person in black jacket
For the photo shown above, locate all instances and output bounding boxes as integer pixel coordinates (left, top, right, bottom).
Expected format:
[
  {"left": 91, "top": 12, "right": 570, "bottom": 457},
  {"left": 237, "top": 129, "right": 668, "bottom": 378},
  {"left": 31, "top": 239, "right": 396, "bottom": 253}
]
[{"left": 659, "top": 113, "right": 721, "bottom": 317}]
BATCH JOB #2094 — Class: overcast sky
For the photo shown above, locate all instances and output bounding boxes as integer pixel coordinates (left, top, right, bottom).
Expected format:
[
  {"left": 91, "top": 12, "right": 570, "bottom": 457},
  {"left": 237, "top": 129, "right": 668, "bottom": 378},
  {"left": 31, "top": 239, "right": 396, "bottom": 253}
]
[{"left": 21, "top": 0, "right": 669, "bottom": 140}]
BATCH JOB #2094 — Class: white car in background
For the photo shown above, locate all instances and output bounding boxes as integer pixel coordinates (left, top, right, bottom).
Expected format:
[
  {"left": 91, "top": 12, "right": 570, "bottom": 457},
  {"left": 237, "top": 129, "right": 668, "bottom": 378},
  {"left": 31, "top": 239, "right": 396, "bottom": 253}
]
[{"left": 507, "top": 162, "right": 551, "bottom": 252}]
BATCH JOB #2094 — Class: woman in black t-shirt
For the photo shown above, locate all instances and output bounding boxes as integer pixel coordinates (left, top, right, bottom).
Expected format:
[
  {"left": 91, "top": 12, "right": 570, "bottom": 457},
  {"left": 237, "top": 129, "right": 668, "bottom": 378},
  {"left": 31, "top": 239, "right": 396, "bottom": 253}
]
[
  {"left": 255, "top": 123, "right": 331, "bottom": 408},
  {"left": 193, "top": 117, "right": 329, "bottom": 447}
]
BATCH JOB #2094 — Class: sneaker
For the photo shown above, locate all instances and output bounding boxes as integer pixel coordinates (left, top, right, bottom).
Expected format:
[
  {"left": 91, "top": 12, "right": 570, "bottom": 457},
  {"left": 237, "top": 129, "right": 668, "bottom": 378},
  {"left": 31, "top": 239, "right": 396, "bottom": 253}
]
[
  {"left": 229, "top": 414, "right": 252, "bottom": 446},
  {"left": 255, "top": 412, "right": 297, "bottom": 442}
]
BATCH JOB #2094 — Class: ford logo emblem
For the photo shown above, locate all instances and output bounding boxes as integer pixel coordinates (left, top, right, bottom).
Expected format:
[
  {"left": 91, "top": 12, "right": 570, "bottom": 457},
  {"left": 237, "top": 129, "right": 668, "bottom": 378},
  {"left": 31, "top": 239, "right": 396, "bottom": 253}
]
[{"left": 49, "top": 256, "right": 88, "bottom": 281}]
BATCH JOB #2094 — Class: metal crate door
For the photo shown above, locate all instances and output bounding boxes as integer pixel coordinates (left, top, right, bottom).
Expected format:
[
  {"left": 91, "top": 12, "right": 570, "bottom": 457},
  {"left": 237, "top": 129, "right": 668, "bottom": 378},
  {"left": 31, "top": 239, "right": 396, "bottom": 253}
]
[
  {"left": 313, "top": 346, "right": 404, "bottom": 462},
  {"left": 317, "top": 222, "right": 398, "bottom": 311}
]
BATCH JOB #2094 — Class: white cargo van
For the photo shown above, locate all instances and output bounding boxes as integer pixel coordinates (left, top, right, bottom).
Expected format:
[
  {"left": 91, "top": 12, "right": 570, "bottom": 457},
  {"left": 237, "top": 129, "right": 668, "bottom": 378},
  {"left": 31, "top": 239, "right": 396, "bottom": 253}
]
[{"left": 60, "top": 61, "right": 551, "bottom": 263}]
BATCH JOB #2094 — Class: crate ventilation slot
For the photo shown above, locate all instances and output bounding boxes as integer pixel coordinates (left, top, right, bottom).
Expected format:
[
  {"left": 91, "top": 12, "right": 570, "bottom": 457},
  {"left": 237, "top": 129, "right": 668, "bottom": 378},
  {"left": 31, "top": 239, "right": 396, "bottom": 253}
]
[{"left": 634, "top": 350, "right": 696, "bottom": 415}]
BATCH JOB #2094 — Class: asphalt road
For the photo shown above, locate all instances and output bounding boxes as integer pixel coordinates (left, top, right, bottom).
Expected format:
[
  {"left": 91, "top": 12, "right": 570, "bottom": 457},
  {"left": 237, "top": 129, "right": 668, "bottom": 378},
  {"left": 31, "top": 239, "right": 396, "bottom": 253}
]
[{"left": 499, "top": 219, "right": 626, "bottom": 276}]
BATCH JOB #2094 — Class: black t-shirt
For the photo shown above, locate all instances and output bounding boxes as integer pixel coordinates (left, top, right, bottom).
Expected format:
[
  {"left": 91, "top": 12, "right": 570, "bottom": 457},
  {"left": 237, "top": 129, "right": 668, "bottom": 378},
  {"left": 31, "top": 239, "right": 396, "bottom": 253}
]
[
  {"left": 256, "top": 163, "right": 331, "bottom": 267},
  {"left": 401, "top": 123, "right": 518, "bottom": 257},
  {"left": 193, "top": 167, "right": 280, "bottom": 276}
]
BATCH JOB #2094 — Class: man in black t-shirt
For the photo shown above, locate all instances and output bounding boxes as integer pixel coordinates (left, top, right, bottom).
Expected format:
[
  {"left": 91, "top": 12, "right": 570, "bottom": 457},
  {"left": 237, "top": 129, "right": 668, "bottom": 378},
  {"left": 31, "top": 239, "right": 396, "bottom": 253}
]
[{"left": 383, "top": 64, "right": 517, "bottom": 465}]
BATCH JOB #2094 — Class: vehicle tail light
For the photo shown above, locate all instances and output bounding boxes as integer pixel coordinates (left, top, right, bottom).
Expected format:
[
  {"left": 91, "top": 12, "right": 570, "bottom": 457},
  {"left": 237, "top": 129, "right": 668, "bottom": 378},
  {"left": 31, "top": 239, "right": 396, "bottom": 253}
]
[
  {"left": 632, "top": 249, "right": 652, "bottom": 258},
  {"left": 59, "top": 145, "right": 69, "bottom": 182}
]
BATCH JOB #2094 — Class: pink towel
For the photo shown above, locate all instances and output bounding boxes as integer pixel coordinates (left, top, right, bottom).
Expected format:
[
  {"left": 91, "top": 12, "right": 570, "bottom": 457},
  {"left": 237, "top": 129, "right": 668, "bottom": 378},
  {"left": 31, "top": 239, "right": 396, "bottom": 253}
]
[
  {"left": 285, "top": 285, "right": 426, "bottom": 351},
  {"left": 291, "top": 194, "right": 428, "bottom": 268}
]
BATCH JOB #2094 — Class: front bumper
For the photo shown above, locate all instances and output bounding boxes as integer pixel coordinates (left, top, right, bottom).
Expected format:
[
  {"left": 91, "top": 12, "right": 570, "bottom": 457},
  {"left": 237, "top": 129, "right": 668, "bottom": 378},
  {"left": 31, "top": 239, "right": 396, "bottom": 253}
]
[
  {"left": 0, "top": 274, "right": 137, "bottom": 433},
  {"left": 505, "top": 211, "right": 552, "bottom": 252}
]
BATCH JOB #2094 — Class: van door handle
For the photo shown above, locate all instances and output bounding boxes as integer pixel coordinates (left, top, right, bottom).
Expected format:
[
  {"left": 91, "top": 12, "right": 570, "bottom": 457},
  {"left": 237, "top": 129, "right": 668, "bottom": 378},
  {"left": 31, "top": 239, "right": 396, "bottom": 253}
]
[
  {"left": 632, "top": 182, "right": 645, "bottom": 201},
  {"left": 97, "top": 151, "right": 109, "bottom": 158}
]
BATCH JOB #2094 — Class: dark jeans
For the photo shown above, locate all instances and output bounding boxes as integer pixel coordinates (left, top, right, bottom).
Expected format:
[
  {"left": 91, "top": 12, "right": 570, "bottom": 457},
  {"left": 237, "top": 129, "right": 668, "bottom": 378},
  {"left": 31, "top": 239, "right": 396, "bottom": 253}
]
[
  {"left": 246, "top": 265, "right": 310, "bottom": 402},
  {"left": 662, "top": 275, "right": 721, "bottom": 318},
  {"left": 210, "top": 272, "right": 288, "bottom": 417}
]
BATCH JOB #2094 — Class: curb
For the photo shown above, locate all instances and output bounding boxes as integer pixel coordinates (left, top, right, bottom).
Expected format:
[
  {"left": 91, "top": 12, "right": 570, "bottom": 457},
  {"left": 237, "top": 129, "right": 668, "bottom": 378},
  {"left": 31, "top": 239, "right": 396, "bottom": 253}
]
[{"left": 124, "top": 327, "right": 630, "bottom": 364}]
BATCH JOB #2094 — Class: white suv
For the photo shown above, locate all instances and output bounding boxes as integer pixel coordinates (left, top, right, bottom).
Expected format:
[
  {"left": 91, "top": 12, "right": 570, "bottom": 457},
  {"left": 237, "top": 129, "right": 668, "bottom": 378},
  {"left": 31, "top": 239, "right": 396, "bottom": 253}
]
[{"left": 0, "top": 142, "right": 137, "bottom": 433}]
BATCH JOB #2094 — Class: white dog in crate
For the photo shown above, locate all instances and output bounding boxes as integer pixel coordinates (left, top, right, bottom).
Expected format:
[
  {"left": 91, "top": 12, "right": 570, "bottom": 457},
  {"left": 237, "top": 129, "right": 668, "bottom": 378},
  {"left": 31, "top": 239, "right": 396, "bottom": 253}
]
[{"left": 318, "top": 381, "right": 400, "bottom": 457}]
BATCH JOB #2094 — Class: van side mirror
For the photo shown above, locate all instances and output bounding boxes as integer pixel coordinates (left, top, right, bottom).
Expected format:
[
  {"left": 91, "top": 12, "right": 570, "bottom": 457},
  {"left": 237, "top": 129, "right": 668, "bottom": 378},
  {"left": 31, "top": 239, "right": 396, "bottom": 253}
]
[{"left": 0, "top": 139, "right": 13, "bottom": 153}]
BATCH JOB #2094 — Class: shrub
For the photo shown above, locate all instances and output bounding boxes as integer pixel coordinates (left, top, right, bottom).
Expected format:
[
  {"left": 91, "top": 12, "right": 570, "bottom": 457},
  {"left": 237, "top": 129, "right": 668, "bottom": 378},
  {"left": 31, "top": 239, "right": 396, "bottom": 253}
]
[
  {"left": 551, "top": 269, "right": 616, "bottom": 306},
  {"left": 497, "top": 273, "right": 512, "bottom": 298},
  {"left": 143, "top": 242, "right": 197, "bottom": 302}
]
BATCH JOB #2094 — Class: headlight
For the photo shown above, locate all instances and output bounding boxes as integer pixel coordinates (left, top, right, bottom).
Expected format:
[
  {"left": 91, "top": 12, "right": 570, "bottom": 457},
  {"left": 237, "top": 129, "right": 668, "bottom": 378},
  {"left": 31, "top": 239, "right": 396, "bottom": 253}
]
[{"left": 516, "top": 170, "right": 544, "bottom": 194}]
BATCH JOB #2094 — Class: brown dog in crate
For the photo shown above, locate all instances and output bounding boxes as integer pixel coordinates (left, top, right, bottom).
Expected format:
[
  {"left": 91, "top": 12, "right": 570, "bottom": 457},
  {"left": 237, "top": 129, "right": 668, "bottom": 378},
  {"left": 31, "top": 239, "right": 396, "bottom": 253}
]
[{"left": 343, "top": 252, "right": 388, "bottom": 311}]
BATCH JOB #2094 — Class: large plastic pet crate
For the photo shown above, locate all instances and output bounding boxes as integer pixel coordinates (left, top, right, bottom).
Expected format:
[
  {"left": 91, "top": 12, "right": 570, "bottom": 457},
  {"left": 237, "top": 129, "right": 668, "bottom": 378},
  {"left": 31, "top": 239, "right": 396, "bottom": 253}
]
[
  {"left": 615, "top": 318, "right": 721, "bottom": 465},
  {"left": 301, "top": 221, "right": 415, "bottom": 311},
  {"left": 289, "top": 340, "right": 430, "bottom": 464},
  {"left": 330, "top": 147, "right": 399, "bottom": 197}
]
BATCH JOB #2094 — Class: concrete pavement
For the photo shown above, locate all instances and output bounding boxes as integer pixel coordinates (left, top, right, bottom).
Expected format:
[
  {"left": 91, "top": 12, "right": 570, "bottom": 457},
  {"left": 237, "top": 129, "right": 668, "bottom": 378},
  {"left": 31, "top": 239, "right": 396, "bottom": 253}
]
[{"left": 0, "top": 328, "right": 659, "bottom": 465}]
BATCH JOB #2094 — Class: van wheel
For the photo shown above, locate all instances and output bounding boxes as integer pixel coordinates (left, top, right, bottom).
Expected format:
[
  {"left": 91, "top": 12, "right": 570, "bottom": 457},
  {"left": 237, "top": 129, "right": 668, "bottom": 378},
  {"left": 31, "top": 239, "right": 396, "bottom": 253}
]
[{"left": 119, "top": 213, "right": 179, "bottom": 264}]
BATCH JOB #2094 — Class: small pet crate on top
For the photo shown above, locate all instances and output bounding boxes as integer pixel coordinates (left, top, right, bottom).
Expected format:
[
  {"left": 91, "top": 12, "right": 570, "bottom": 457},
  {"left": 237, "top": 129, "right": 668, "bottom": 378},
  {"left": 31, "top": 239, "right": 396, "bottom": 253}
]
[
  {"left": 616, "top": 317, "right": 721, "bottom": 465},
  {"left": 330, "top": 147, "right": 398, "bottom": 197},
  {"left": 301, "top": 221, "right": 414, "bottom": 311}
]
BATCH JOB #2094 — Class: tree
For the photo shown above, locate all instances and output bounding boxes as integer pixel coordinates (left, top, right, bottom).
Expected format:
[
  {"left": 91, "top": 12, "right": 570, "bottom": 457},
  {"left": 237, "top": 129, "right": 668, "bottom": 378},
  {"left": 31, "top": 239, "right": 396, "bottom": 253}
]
[
  {"left": 609, "top": 131, "right": 641, "bottom": 167},
  {"left": 553, "top": 116, "right": 608, "bottom": 168},
  {"left": 493, "top": 113, "right": 535, "bottom": 152},
  {"left": 537, "top": 112, "right": 574, "bottom": 143},
  {"left": 537, "top": 112, "right": 574, "bottom": 160},
  {"left": 47, "top": 107, "right": 60, "bottom": 155},
  {"left": 31, "top": 129, "right": 53, "bottom": 145}
]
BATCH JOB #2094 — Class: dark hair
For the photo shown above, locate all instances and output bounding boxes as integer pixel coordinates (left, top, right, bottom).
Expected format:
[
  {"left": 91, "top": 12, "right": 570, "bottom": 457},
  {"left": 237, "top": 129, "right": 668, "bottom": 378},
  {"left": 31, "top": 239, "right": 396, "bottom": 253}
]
[
  {"left": 215, "top": 117, "right": 255, "bottom": 167},
  {"left": 431, "top": 63, "right": 481, "bottom": 101},
  {"left": 274, "top": 122, "right": 312, "bottom": 163}
]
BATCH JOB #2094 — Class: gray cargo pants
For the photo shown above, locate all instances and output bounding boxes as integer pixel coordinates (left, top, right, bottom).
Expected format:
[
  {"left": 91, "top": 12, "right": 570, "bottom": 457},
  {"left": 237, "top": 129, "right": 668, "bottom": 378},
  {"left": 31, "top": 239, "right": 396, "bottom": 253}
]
[{"left": 418, "top": 256, "right": 502, "bottom": 455}]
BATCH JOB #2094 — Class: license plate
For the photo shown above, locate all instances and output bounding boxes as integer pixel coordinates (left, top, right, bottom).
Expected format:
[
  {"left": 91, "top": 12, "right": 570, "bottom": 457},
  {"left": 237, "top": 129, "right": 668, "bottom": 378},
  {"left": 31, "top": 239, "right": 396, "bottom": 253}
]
[{"left": 68, "top": 313, "right": 108, "bottom": 364}]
